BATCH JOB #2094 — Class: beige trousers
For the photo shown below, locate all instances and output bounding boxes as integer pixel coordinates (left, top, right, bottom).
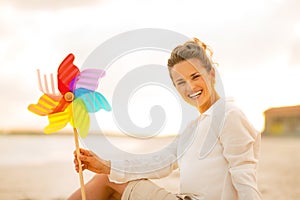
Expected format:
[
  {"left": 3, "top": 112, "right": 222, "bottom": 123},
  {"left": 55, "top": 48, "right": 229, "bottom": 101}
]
[{"left": 121, "top": 179, "right": 179, "bottom": 200}]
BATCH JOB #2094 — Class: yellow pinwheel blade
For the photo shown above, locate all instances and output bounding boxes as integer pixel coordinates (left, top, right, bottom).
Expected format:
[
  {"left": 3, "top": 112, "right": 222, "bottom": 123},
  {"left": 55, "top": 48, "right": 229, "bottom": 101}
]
[
  {"left": 71, "top": 98, "right": 90, "bottom": 138},
  {"left": 44, "top": 105, "right": 72, "bottom": 134},
  {"left": 28, "top": 94, "right": 62, "bottom": 116}
]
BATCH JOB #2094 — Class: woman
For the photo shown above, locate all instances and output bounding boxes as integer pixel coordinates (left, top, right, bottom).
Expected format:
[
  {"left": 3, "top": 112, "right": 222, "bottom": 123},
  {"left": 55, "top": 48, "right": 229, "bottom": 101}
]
[{"left": 68, "top": 38, "right": 262, "bottom": 200}]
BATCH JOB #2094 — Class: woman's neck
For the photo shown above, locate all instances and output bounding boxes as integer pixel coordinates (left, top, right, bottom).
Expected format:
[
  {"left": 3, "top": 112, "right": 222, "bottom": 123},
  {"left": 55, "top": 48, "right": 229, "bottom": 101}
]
[{"left": 198, "top": 91, "right": 220, "bottom": 114}]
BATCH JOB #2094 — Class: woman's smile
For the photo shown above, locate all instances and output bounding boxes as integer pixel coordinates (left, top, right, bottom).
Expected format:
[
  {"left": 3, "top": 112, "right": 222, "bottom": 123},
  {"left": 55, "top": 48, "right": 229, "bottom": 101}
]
[{"left": 188, "top": 90, "right": 202, "bottom": 99}]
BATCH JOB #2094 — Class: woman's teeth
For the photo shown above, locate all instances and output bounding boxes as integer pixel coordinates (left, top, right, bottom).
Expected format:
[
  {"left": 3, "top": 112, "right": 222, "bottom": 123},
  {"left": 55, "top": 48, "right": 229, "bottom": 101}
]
[{"left": 188, "top": 91, "right": 202, "bottom": 98}]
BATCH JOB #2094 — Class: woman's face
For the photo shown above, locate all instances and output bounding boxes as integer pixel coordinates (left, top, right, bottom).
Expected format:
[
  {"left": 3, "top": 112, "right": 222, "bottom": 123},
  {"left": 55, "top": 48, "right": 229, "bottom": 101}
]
[{"left": 170, "top": 58, "right": 217, "bottom": 113}]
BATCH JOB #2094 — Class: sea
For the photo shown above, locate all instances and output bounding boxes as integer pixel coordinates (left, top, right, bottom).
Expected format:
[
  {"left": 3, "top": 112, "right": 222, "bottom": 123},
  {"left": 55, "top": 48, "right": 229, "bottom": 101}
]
[{"left": 0, "top": 133, "right": 177, "bottom": 166}]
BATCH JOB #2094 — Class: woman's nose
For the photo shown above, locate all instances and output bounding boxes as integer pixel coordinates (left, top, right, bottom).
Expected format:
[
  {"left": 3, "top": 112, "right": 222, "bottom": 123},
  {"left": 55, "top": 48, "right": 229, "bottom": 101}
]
[{"left": 186, "top": 80, "right": 197, "bottom": 90}]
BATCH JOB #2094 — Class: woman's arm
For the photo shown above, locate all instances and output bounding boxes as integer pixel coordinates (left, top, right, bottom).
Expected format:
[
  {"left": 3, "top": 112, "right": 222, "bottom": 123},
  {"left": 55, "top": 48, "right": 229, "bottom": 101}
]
[
  {"left": 220, "top": 107, "right": 262, "bottom": 200},
  {"left": 73, "top": 139, "right": 178, "bottom": 183},
  {"left": 109, "top": 147, "right": 178, "bottom": 183}
]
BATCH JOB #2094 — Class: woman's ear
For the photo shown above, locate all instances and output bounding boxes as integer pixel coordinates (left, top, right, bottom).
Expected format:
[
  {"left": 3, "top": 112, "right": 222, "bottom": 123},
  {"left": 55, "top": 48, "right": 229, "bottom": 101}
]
[{"left": 209, "top": 67, "right": 217, "bottom": 85}]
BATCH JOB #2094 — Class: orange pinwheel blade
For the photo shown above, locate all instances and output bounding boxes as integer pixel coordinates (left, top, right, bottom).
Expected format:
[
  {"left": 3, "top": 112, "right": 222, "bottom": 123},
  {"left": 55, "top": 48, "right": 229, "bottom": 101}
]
[
  {"left": 70, "top": 98, "right": 90, "bottom": 138},
  {"left": 57, "top": 54, "right": 80, "bottom": 94},
  {"left": 44, "top": 105, "right": 72, "bottom": 133},
  {"left": 28, "top": 94, "right": 62, "bottom": 116}
]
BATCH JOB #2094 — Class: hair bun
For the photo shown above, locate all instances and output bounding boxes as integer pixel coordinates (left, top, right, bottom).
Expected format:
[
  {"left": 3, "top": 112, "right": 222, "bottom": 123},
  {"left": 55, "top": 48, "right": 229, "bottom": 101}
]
[{"left": 192, "top": 37, "right": 213, "bottom": 57}]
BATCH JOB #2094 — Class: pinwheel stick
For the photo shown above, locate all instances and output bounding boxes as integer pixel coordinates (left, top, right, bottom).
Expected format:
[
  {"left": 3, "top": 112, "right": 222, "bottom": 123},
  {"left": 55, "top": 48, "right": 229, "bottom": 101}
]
[{"left": 73, "top": 128, "right": 86, "bottom": 200}]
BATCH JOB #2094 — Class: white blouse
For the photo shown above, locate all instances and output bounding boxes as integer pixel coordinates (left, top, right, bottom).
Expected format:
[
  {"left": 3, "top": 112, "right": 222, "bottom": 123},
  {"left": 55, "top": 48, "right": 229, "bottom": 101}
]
[{"left": 110, "top": 99, "right": 262, "bottom": 200}]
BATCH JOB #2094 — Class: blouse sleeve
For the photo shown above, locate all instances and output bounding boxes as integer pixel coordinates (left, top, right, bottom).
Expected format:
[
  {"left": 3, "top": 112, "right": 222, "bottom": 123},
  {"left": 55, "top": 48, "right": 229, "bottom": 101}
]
[
  {"left": 109, "top": 139, "right": 178, "bottom": 183},
  {"left": 219, "top": 107, "right": 262, "bottom": 200}
]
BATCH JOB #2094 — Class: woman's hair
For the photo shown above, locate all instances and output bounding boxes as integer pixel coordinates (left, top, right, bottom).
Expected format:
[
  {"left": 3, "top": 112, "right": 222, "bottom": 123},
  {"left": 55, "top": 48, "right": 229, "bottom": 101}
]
[{"left": 167, "top": 38, "right": 215, "bottom": 72}]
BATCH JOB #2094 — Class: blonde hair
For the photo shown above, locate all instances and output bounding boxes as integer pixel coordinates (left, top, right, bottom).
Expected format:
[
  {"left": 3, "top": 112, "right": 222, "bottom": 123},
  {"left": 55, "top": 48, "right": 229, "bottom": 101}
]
[{"left": 167, "top": 38, "right": 216, "bottom": 72}]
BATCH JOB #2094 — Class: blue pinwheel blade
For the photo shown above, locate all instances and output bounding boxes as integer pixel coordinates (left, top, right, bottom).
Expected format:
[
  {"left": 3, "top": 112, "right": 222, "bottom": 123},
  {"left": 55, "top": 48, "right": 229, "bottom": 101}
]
[{"left": 74, "top": 88, "right": 111, "bottom": 113}]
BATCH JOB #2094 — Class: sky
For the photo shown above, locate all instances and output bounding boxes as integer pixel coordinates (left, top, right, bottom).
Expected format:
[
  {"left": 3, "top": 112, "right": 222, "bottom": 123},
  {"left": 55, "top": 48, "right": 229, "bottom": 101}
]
[{"left": 0, "top": 0, "right": 300, "bottom": 134}]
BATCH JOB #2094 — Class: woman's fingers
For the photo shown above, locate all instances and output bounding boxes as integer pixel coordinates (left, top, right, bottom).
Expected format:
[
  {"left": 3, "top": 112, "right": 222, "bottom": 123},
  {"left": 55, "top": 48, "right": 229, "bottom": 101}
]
[
  {"left": 72, "top": 148, "right": 110, "bottom": 174},
  {"left": 73, "top": 148, "right": 90, "bottom": 157},
  {"left": 79, "top": 154, "right": 94, "bottom": 164},
  {"left": 79, "top": 148, "right": 91, "bottom": 155},
  {"left": 73, "top": 148, "right": 93, "bottom": 163},
  {"left": 74, "top": 159, "right": 89, "bottom": 172},
  {"left": 73, "top": 150, "right": 88, "bottom": 173}
]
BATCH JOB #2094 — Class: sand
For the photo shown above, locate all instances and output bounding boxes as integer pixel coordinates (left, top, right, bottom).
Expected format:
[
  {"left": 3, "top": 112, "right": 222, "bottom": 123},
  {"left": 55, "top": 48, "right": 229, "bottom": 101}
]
[{"left": 0, "top": 137, "right": 299, "bottom": 200}]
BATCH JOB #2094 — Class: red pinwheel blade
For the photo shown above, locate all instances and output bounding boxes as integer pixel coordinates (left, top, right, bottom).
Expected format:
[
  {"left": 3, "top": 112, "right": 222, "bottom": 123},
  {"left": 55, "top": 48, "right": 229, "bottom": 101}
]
[{"left": 57, "top": 54, "right": 80, "bottom": 94}]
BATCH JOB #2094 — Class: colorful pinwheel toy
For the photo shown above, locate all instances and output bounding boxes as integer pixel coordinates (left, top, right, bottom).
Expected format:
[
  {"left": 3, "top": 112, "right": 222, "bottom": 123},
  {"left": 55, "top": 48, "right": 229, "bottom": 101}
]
[{"left": 28, "top": 53, "right": 111, "bottom": 200}]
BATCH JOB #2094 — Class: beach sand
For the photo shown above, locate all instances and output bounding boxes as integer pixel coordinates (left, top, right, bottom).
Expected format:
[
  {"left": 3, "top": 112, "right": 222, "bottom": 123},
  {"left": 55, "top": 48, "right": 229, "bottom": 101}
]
[{"left": 0, "top": 136, "right": 299, "bottom": 200}]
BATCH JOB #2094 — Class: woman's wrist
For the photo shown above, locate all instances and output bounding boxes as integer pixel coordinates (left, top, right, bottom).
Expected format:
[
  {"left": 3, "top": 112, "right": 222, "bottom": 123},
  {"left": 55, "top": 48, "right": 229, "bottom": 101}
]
[{"left": 103, "top": 160, "right": 111, "bottom": 174}]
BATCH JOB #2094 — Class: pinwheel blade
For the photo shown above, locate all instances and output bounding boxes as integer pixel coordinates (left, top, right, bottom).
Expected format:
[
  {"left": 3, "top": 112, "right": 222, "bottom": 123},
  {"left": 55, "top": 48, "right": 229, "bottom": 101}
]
[
  {"left": 28, "top": 94, "right": 62, "bottom": 116},
  {"left": 71, "top": 98, "right": 90, "bottom": 138},
  {"left": 44, "top": 105, "right": 72, "bottom": 133},
  {"left": 57, "top": 54, "right": 80, "bottom": 94},
  {"left": 75, "top": 69, "right": 106, "bottom": 91},
  {"left": 74, "top": 88, "right": 111, "bottom": 113}
]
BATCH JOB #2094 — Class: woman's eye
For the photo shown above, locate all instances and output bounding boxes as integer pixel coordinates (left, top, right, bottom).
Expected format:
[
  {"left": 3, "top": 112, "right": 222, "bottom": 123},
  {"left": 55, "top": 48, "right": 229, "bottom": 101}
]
[
  {"left": 192, "top": 74, "right": 200, "bottom": 80},
  {"left": 176, "top": 81, "right": 185, "bottom": 86}
]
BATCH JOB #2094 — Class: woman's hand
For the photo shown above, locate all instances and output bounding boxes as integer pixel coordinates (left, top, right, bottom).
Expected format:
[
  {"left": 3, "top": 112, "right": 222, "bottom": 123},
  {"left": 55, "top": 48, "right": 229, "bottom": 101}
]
[{"left": 73, "top": 148, "right": 111, "bottom": 174}]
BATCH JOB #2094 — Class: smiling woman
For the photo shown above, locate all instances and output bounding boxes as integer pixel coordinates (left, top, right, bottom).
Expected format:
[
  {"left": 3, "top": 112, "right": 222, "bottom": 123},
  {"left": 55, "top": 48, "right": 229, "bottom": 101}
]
[{"left": 68, "top": 38, "right": 262, "bottom": 200}]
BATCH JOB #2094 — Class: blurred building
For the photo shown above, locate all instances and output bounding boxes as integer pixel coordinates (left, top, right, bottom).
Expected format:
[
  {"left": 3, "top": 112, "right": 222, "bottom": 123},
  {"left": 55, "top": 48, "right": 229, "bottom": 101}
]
[{"left": 263, "top": 105, "right": 300, "bottom": 136}]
